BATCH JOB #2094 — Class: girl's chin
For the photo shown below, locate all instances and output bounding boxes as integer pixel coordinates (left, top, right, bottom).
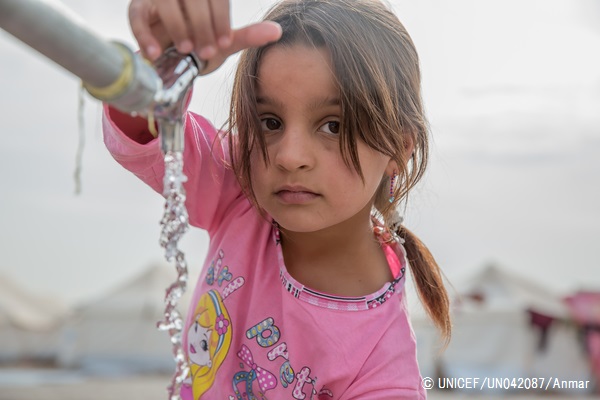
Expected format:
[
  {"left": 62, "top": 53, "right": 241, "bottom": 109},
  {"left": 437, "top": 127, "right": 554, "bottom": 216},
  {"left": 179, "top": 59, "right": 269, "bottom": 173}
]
[{"left": 275, "top": 218, "right": 337, "bottom": 235}]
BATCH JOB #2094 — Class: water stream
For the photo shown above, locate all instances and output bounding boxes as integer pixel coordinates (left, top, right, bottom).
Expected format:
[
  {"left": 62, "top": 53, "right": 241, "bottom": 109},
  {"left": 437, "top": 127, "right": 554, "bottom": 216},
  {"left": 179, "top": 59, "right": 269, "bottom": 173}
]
[
  {"left": 157, "top": 149, "right": 190, "bottom": 400},
  {"left": 151, "top": 49, "right": 201, "bottom": 400}
]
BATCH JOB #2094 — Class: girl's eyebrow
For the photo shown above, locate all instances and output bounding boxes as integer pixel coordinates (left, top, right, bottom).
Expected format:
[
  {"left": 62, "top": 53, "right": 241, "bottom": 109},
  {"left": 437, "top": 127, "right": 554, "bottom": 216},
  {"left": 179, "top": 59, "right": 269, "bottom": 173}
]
[
  {"left": 256, "top": 95, "right": 284, "bottom": 108},
  {"left": 308, "top": 96, "right": 340, "bottom": 111},
  {"left": 256, "top": 95, "right": 340, "bottom": 111}
]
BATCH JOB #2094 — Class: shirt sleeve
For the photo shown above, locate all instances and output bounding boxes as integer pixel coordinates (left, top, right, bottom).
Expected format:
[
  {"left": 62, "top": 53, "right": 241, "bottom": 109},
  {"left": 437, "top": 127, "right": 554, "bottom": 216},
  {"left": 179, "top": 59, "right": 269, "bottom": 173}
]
[
  {"left": 102, "top": 106, "right": 243, "bottom": 234},
  {"left": 340, "top": 299, "right": 427, "bottom": 400}
]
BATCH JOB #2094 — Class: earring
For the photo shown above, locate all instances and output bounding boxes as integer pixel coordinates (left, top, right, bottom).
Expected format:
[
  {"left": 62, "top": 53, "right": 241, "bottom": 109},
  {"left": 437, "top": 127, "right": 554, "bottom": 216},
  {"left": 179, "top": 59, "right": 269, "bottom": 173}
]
[{"left": 389, "top": 171, "right": 397, "bottom": 203}]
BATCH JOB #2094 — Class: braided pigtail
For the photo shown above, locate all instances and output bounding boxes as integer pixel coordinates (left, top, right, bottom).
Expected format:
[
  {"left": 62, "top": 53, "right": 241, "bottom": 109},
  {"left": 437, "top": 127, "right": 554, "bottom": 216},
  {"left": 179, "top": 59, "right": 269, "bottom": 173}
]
[
  {"left": 375, "top": 174, "right": 451, "bottom": 346},
  {"left": 394, "top": 220, "right": 451, "bottom": 347}
]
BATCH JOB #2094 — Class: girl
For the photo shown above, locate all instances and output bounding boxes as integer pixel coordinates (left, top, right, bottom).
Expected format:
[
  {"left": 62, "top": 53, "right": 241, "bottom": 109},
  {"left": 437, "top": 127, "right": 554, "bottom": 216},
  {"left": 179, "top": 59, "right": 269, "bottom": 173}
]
[{"left": 106, "top": 0, "right": 450, "bottom": 398}]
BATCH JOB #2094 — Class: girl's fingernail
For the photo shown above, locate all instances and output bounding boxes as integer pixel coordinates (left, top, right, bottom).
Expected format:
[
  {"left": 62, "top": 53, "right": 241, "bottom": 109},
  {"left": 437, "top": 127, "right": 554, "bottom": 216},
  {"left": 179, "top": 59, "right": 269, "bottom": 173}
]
[
  {"left": 218, "top": 35, "right": 232, "bottom": 48},
  {"left": 146, "top": 45, "right": 159, "bottom": 59},
  {"left": 178, "top": 40, "right": 193, "bottom": 54},
  {"left": 199, "top": 45, "right": 216, "bottom": 59}
]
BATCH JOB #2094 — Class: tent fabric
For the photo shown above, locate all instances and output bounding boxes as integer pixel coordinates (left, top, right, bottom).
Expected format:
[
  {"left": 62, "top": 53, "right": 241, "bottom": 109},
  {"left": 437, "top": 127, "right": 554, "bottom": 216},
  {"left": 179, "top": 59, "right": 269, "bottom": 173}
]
[
  {"left": 59, "top": 262, "right": 198, "bottom": 372},
  {"left": 0, "top": 274, "right": 68, "bottom": 331},
  {"left": 0, "top": 273, "right": 68, "bottom": 361},
  {"left": 565, "top": 292, "right": 600, "bottom": 389},
  {"left": 453, "top": 263, "right": 571, "bottom": 319},
  {"left": 412, "top": 263, "right": 594, "bottom": 394},
  {"left": 441, "top": 308, "right": 537, "bottom": 380}
]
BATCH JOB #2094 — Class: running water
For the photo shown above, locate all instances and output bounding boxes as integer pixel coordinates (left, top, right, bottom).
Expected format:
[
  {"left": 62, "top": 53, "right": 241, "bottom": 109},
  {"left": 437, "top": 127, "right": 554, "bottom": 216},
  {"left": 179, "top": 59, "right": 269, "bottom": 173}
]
[
  {"left": 151, "top": 49, "right": 202, "bottom": 400},
  {"left": 157, "top": 150, "right": 190, "bottom": 400}
]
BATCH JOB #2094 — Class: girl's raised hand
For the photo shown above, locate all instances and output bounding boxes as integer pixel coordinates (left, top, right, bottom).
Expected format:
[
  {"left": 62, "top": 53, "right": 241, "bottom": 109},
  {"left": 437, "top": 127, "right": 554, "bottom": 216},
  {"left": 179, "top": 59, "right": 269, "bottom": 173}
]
[{"left": 128, "top": 0, "right": 282, "bottom": 74}]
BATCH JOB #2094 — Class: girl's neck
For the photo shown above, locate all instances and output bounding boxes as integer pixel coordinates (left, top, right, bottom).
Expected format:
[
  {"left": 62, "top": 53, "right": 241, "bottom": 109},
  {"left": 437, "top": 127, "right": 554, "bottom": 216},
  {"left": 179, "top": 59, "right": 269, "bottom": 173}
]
[{"left": 279, "top": 205, "right": 393, "bottom": 296}]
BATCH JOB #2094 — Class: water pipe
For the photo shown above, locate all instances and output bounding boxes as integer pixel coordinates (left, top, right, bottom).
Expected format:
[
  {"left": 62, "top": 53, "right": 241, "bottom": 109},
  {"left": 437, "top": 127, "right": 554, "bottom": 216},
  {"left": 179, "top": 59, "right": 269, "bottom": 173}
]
[
  {"left": 0, "top": 0, "right": 204, "bottom": 152},
  {"left": 0, "top": 0, "right": 159, "bottom": 113}
]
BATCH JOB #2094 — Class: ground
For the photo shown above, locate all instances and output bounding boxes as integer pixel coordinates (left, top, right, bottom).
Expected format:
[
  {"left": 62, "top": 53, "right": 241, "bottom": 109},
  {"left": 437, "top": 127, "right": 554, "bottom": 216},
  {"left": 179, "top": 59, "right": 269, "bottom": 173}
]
[{"left": 0, "top": 372, "right": 597, "bottom": 400}]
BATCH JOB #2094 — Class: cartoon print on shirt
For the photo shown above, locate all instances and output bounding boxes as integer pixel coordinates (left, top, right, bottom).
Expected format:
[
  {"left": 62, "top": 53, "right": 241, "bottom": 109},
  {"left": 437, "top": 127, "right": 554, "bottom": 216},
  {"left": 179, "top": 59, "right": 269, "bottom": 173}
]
[
  {"left": 229, "top": 318, "right": 281, "bottom": 398},
  {"left": 280, "top": 361, "right": 294, "bottom": 388},
  {"left": 184, "top": 249, "right": 247, "bottom": 400},
  {"left": 292, "top": 367, "right": 334, "bottom": 400},
  {"left": 206, "top": 249, "right": 232, "bottom": 287},
  {"left": 226, "top": 318, "right": 333, "bottom": 399},
  {"left": 293, "top": 367, "right": 316, "bottom": 399},
  {"left": 217, "top": 266, "right": 233, "bottom": 286},
  {"left": 246, "top": 317, "right": 281, "bottom": 347},
  {"left": 232, "top": 344, "right": 278, "bottom": 398},
  {"left": 188, "top": 321, "right": 213, "bottom": 368},
  {"left": 187, "top": 289, "right": 232, "bottom": 399},
  {"left": 268, "top": 343, "right": 294, "bottom": 388}
]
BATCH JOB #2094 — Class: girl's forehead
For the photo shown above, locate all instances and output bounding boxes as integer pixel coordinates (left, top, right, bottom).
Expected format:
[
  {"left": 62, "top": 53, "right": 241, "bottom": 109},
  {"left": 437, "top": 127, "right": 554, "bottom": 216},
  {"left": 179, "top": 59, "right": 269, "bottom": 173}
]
[
  {"left": 255, "top": 44, "right": 337, "bottom": 94},
  {"left": 257, "top": 43, "right": 332, "bottom": 73},
  {"left": 256, "top": 45, "right": 340, "bottom": 107}
]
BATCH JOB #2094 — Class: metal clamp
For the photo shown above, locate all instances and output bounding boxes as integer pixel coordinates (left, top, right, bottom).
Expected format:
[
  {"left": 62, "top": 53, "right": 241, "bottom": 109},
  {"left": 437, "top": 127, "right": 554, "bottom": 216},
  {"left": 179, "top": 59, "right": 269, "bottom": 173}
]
[{"left": 152, "top": 48, "right": 205, "bottom": 153}]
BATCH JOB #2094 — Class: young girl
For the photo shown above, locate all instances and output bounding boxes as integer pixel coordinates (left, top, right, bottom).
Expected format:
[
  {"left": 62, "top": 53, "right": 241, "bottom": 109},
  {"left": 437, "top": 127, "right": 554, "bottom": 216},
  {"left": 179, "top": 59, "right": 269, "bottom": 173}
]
[{"left": 106, "top": 0, "right": 450, "bottom": 397}]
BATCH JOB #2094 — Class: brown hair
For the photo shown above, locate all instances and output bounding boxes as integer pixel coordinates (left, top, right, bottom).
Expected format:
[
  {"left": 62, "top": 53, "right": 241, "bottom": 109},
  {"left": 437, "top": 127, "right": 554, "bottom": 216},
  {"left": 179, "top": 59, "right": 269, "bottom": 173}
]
[{"left": 226, "top": 0, "right": 450, "bottom": 344}]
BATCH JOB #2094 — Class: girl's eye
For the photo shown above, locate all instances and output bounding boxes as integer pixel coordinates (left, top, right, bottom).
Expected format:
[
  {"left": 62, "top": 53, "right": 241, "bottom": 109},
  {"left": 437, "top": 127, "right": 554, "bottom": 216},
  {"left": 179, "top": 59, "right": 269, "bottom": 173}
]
[
  {"left": 320, "top": 121, "right": 340, "bottom": 135},
  {"left": 261, "top": 118, "right": 282, "bottom": 131},
  {"left": 200, "top": 339, "right": 208, "bottom": 352}
]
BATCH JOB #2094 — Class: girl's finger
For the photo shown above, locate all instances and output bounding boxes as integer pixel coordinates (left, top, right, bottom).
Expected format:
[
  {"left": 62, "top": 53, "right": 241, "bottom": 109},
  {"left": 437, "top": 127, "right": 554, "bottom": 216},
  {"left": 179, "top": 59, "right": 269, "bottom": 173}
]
[
  {"left": 182, "top": 0, "right": 217, "bottom": 59},
  {"left": 199, "top": 21, "right": 282, "bottom": 75},
  {"left": 149, "top": 22, "right": 174, "bottom": 53},
  {"left": 209, "top": 0, "right": 232, "bottom": 49},
  {"left": 227, "top": 21, "right": 282, "bottom": 54},
  {"left": 155, "top": 0, "right": 194, "bottom": 54},
  {"left": 129, "top": 0, "right": 162, "bottom": 59}
]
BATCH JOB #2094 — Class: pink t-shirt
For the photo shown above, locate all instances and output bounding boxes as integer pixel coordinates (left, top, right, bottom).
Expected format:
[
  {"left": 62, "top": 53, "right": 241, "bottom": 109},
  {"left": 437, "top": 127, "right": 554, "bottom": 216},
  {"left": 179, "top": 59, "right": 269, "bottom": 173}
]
[{"left": 103, "top": 109, "right": 427, "bottom": 399}]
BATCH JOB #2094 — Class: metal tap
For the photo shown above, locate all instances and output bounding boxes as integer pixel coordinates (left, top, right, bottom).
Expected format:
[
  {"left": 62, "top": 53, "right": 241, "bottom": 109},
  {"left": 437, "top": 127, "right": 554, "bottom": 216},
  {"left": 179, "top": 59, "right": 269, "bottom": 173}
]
[{"left": 152, "top": 48, "right": 204, "bottom": 153}]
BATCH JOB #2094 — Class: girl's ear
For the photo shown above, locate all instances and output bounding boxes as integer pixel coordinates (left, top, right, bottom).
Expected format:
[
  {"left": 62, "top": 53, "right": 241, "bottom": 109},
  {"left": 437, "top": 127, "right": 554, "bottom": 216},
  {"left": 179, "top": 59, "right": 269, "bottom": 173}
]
[
  {"left": 385, "top": 159, "right": 399, "bottom": 177},
  {"left": 403, "top": 134, "right": 415, "bottom": 163},
  {"left": 385, "top": 134, "right": 415, "bottom": 176}
]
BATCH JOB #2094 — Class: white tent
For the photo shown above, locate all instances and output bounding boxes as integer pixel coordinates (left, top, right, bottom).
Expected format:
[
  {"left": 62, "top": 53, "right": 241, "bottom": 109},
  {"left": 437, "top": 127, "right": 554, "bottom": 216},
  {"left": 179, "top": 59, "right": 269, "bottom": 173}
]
[
  {"left": 0, "top": 273, "right": 68, "bottom": 362},
  {"left": 59, "top": 262, "right": 198, "bottom": 373},
  {"left": 452, "top": 263, "right": 571, "bottom": 318},
  {"left": 413, "top": 263, "right": 593, "bottom": 394}
]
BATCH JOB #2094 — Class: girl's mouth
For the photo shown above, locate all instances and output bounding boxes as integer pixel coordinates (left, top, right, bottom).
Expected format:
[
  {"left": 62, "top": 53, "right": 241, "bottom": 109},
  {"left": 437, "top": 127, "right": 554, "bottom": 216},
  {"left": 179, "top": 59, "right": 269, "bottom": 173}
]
[
  {"left": 276, "top": 190, "right": 320, "bottom": 204},
  {"left": 275, "top": 184, "right": 320, "bottom": 204}
]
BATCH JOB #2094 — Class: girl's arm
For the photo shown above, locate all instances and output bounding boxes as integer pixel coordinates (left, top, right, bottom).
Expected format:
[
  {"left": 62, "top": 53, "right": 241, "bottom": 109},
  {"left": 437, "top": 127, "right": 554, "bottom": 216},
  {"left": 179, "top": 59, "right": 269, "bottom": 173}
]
[
  {"left": 102, "top": 106, "right": 241, "bottom": 233},
  {"left": 102, "top": 0, "right": 282, "bottom": 231},
  {"left": 106, "top": 106, "right": 156, "bottom": 144}
]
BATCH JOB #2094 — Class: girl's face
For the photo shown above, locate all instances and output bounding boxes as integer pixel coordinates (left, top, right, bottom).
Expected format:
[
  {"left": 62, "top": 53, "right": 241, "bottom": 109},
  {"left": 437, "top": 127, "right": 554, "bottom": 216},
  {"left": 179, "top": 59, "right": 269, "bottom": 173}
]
[{"left": 250, "top": 44, "right": 393, "bottom": 233}]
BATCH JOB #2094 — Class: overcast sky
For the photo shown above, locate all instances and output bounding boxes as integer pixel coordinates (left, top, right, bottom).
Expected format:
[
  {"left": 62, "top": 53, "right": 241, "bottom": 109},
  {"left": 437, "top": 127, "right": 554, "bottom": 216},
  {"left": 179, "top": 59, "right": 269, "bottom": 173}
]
[{"left": 1, "top": 0, "right": 599, "bottom": 306}]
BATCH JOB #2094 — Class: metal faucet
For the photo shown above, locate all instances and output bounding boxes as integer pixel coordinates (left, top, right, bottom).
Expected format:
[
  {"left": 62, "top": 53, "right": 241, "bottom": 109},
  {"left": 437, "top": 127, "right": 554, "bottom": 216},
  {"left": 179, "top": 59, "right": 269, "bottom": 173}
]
[{"left": 152, "top": 48, "right": 204, "bottom": 153}]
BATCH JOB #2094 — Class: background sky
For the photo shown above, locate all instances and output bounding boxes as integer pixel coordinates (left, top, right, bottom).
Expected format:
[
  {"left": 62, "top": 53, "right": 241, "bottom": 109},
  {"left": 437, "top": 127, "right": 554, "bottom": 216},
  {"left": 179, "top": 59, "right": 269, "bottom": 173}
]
[{"left": 1, "top": 0, "right": 599, "bottom": 307}]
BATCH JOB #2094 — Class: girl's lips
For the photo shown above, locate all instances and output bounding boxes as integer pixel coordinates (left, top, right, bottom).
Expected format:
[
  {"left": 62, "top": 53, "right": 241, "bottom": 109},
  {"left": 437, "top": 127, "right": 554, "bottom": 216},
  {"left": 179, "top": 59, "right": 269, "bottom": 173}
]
[
  {"left": 276, "top": 190, "right": 320, "bottom": 204},
  {"left": 190, "top": 344, "right": 197, "bottom": 354}
]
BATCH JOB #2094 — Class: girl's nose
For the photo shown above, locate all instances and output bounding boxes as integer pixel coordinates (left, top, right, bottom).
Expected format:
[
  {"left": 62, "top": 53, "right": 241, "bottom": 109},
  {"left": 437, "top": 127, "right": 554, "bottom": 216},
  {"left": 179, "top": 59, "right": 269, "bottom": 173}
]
[{"left": 273, "top": 127, "right": 315, "bottom": 172}]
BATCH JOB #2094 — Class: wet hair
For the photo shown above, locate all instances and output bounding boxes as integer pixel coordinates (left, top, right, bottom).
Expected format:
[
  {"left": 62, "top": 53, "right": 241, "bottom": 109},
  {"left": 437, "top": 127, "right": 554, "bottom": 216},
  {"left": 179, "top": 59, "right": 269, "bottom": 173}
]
[{"left": 226, "top": 0, "right": 450, "bottom": 344}]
